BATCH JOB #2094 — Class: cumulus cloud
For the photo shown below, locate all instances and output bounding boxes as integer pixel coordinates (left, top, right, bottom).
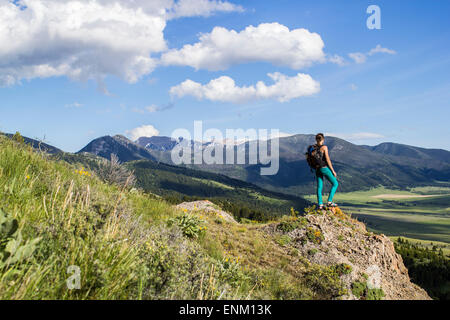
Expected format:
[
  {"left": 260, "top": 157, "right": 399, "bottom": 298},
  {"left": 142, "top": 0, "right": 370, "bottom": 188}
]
[
  {"left": 0, "top": 0, "right": 242, "bottom": 87},
  {"left": 326, "top": 132, "right": 385, "bottom": 140},
  {"left": 126, "top": 125, "right": 160, "bottom": 141},
  {"left": 348, "top": 44, "right": 396, "bottom": 64},
  {"left": 170, "top": 72, "right": 320, "bottom": 103},
  {"left": 161, "top": 22, "right": 326, "bottom": 71}
]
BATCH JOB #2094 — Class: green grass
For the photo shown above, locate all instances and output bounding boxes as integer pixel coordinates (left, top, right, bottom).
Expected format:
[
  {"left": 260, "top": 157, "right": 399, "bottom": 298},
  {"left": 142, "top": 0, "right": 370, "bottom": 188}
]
[
  {"left": 0, "top": 135, "right": 198, "bottom": 299},
  {"left": 305, "top": 187, "right": 450, "bottom": 245}
]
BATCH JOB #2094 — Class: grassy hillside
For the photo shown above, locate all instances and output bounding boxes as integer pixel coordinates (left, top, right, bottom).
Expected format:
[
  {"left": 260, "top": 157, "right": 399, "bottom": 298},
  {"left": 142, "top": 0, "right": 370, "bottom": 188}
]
[
  {"left": 58, "top": 152, "right": 310, "bottom": 222},
  {"left": 0, "top": 134, "right": 352, "bottom": 300}
]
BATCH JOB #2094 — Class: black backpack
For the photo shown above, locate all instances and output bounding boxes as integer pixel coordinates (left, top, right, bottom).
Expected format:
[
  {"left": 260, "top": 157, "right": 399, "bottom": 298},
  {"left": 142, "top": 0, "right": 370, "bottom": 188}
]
[{"left": 305, "top": 144, "right": 326, "bottom": 171}]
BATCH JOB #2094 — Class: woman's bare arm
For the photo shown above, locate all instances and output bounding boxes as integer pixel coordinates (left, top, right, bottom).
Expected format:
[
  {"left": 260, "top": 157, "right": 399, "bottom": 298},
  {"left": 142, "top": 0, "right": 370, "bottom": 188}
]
[{"left": 322, "top": 146, "right": 337, "bottom": 177}]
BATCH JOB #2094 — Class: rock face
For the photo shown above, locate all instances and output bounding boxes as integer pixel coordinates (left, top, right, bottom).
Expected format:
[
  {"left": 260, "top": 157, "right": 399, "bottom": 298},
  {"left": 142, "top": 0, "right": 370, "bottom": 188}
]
[
  {"left": 176, "top": 200, "right": 237, "bottom": 224},
  {"left": 267, "top": 207, "right": 431, "bottom": 300}
]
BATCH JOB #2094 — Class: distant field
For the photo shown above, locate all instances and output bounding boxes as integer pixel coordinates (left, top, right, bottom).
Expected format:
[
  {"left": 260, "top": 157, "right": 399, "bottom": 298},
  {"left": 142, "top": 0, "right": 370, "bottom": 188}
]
[
  {"left": 372, "top": 194, "right": 440, "bottom": 199},
  {"left": 305, "top": 186, "right": 450, "bottom": 244}
]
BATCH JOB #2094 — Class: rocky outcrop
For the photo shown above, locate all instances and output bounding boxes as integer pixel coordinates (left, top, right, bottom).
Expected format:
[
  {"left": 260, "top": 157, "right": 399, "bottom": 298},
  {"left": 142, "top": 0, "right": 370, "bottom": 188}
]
[
  {"left": 175, "top": 201, "right": 430, "bottom": 300},
  {"left": 176, "top": 200, "right": 237, "bottom": 224},
  {"left": 266, "top": 207, "right": 431, "bottom": 300}
]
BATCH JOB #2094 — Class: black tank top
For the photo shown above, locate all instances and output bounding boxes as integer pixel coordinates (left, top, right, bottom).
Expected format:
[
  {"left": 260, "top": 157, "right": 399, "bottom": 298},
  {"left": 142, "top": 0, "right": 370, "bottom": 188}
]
[{"left": 316, "top": 145, "right": 327, "bottom": 168}]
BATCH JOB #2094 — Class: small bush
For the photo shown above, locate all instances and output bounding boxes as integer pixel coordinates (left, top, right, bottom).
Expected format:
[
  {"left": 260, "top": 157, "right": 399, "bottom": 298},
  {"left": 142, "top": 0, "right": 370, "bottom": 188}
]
[
  {"left": 306, "top": 227, "right": 324, "bottom": 244},
  {"left": 351, "top": 280, "right": 385, "bottom": 300},
  {"left": 277, "top": 217, "right": 307, "bottom": 233},
  {"left": 97, "top": 154, "right": 136, "bottom": 188},
  {"left": 167, "top": 214, "right": 206, "bottom": 239},
  {"left": 12, "top": 132, "right": 25, "bottom": 144},
  {"left": 367, "top": 288, "right": 385, "bottom": 300},
  {"left": 351, "top": 281, "right": 366, "bottom": 298},
  {"left": 331, "top": 263, "right": 352, "bottom": 276},
  {"left": 304, "top": 265, "right": 347, "bottom": 299}
]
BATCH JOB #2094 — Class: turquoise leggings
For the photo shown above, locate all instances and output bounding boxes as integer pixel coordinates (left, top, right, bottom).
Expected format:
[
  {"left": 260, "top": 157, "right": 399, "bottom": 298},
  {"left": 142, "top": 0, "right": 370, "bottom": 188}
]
[{"left": 316, "top": 167, "right": 338, "bottom": 205}]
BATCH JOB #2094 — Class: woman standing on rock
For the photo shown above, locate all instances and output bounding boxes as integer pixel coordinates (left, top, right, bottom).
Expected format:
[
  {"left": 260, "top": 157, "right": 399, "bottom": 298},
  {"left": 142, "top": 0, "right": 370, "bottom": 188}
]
[{"left": 306, "top": 133, "right": 339, "bottom": 210}]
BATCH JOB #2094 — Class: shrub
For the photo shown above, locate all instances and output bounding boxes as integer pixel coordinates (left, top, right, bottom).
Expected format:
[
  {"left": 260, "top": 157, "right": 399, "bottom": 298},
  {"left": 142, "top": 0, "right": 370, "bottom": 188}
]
[
  {"left": 168, "top": 214, "right": 206, "bottom": 239},
  {"left": 277, "top": 217, "right": 307, "bottom": 233},
  {"left": 351, "top": 280, "right": 385, "bottom": 300},
  {"left": 367, "top": 288, "right": 385, "bottom": 300},
  {"left": 332, "top": 263, "right": 352, "bottom": 276},
  {"left": 97, "top": 154, "right": 136, "bottom": 188},
  {"left": 351, "top": 281, "right": 366, "bottom": 298},
  {"left": 12, "top": 132, "right": 25, "bottom": 144},
  {"left": 306, "top": 227, "right": 324, "bottom": 244},
  {"left": 304, "top": 265, "right": 347, "bottom": 299}
]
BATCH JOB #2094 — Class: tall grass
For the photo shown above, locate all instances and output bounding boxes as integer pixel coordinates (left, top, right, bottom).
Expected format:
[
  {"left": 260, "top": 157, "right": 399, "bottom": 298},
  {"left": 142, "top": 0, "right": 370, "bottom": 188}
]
[{"left": 0, "top": 136, "right": 216, "bottom": 299}]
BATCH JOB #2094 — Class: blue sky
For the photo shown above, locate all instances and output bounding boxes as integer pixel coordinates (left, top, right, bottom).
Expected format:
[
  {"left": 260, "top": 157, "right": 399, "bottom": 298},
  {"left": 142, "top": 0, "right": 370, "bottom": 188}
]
[{"left": 1, "top": 0, "right": 449, "bottom": 152}]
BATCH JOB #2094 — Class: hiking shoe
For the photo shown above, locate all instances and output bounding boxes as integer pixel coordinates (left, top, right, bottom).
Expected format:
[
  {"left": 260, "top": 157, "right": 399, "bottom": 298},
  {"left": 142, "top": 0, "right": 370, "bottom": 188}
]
[
  {"left": 318, "top": 204, "right": 325, "bottom": 210},
  {"left": 327, "top": 202, "right": 338, "bottom": 208}
]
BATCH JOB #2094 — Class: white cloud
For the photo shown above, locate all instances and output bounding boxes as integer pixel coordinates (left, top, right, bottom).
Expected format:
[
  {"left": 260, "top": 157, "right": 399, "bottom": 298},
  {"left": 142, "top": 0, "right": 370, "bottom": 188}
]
[
  {"left": 368, "top": 44, "right": 397, "bottom": 56},
  {"left": 326, "top": 132, "right": 385, "bottom": 140},
  {"left": 348, "top": 44, "right": 396, "bottom": 64},
  {"left": 0, "top": 0, "right": 242, "bottom": 88},
  {"left": 167, "top": 0, "right": 244, "bottom": 19},
  {"left": 161, "top": 22, "right": 326, "bottom": 71},
  {"left": 170, "top": 72, "right": 320, "bottom": 103},
  {"left": 328, "top": 54, "right": 347, "bottom": 66},
  {"left": 126, "top": 125, "right": 160, "bottom": 141},
  {"left": 348, "top": 52, "right": 367, "bottom": 64}
]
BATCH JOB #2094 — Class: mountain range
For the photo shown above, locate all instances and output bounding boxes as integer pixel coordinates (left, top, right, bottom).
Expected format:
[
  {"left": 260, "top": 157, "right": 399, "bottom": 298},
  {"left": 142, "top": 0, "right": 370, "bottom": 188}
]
[
  {"left": 75, "top": 134, "right": 450, "bottom": 194},
  {"left": 6, "top": 131, "right": 449, "bottom": 196}
]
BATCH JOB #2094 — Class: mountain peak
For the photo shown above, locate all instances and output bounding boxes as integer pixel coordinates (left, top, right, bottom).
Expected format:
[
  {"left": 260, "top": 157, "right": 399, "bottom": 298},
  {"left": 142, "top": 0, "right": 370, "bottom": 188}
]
[{"left": 77, "top": 134, "right": 155, "bottom": 162}]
